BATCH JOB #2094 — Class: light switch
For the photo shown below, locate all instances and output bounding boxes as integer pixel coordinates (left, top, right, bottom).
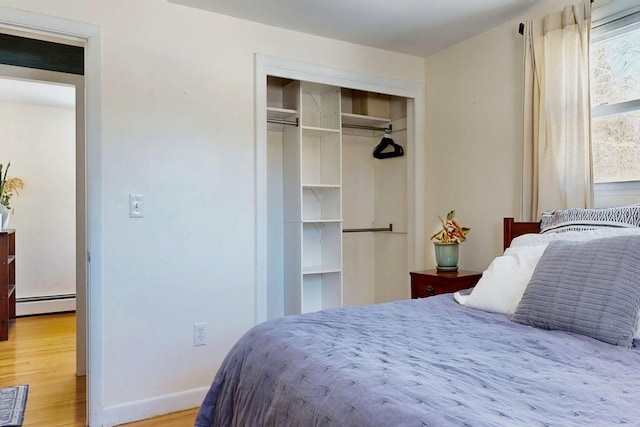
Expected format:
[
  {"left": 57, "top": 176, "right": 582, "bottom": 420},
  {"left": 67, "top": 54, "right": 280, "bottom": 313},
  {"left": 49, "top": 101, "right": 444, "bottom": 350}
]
[{"left": 129, "top": 194, "right": 143, "bottom": 218}]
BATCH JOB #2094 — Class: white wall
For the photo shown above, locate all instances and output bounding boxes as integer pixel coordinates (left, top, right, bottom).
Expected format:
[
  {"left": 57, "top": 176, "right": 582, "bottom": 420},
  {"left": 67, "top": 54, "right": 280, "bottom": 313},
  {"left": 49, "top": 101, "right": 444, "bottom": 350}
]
[
  {"left": 0, "top": 101, "right": 76, "bottom": 302},
  {"left": 424, "top": 0, "right": 581, "bottom": 272},
  {"left": 0, "top": 1, "right": 425, "bottom": 425}
]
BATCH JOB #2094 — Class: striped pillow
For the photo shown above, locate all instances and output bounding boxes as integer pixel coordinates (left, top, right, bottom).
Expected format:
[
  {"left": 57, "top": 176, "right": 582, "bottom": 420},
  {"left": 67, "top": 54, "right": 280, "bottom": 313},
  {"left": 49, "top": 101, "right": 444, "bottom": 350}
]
[{"left": 540, "top": 205, "right": 640, "bottom": 234}]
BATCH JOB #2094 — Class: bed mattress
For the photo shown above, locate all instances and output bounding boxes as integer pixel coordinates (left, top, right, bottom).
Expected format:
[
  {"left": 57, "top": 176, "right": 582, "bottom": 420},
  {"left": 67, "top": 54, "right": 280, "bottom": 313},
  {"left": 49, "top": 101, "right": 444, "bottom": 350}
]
[{"left": 195, "top": 294, "right": 640, "bottom": 426}]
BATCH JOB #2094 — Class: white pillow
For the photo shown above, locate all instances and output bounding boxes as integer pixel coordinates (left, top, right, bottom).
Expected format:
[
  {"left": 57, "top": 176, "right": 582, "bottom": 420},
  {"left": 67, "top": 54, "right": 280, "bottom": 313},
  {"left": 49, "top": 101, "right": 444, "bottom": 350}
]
[
  {"left": 454, "top": 244, "right": 547, "bottom": 315},
  {"left": 455, "top": 227, "right": 640, "bottom": 324}
]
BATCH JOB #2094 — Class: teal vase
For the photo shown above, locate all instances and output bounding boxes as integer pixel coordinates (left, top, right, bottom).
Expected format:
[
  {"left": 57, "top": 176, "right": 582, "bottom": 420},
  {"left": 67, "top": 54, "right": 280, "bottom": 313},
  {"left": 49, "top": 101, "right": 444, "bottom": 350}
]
[{"left": 434, "top": 242, "right": 459, "bottom": 271}]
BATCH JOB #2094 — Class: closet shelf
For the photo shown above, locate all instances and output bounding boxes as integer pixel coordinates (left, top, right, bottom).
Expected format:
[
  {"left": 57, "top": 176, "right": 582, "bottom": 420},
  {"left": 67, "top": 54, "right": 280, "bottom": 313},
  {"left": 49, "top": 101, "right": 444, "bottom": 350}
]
[
  {"left": 267, "top": 107, "right": 297, "bottom": 120},
  {"left": 302, "top": 219, "right": 342, "bottom": 224},
  {"left": 341, "top": 112, "right": 390, "bottom": 128},
  {"left": 302, "top": 266, "right": 342, "bottom": 275},
  {"left": 302, "top": 184, "right": 341, "bottom": 189}
]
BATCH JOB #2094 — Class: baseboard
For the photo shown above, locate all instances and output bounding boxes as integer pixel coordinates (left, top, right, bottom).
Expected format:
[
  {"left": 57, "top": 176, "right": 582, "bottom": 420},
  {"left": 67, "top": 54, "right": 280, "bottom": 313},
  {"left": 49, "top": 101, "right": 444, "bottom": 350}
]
[
  {"left": 101, "top": 386, "right": 208, "bottom": 427},
  {"left": 16, "top": 296, "right": 76, "bottom": 316}
]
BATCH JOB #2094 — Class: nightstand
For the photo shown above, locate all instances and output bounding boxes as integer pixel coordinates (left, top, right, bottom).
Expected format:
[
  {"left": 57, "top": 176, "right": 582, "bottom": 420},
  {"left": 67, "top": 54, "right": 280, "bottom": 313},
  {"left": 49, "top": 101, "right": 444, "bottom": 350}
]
[{"left": 410, "top": 269, "right": 482, "bottom": 299}]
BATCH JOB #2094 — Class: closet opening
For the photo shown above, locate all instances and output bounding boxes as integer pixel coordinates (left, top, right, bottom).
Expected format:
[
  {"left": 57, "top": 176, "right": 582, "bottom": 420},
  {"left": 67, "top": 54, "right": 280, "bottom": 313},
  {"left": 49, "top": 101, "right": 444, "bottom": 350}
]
[
  {"left": 255, "top": 55, "right": 425, "bottom": 323},
  {"left": 265, "top": 76, "right": 412, "bottom": 319}
]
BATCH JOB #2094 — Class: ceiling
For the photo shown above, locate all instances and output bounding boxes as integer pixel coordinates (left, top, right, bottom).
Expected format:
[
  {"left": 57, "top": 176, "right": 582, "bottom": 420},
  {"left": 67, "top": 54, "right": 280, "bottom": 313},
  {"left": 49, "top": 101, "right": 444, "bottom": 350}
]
[{"left": 170, "top": 0, "right": 551, "bottom": 57}]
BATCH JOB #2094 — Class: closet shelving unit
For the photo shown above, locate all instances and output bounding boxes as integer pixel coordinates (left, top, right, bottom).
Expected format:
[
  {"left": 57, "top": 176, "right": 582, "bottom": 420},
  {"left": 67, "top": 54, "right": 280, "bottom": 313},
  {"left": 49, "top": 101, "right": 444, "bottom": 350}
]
[
  {"left": 280, "top": 81, "right": 343, "bottom": 315},
  {"left": 268, "top": 78, "right": 405, "bottom": 315},
  {"left": 267, "top": 77, "right": 411, "bottom": 315}
]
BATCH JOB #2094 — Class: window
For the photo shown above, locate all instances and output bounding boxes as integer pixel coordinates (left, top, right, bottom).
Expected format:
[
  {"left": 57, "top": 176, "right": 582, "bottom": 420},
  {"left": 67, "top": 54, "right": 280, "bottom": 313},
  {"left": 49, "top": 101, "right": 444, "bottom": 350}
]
[{"left": 590, "top": 11, "right": 640, "bottom": 184}]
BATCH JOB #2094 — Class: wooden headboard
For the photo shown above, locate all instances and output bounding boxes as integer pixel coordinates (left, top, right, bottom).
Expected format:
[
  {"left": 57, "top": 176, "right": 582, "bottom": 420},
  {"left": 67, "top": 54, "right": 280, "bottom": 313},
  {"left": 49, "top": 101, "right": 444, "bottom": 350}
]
[{"left": 503, "top": 217, "right": 541, "bottom": 250}]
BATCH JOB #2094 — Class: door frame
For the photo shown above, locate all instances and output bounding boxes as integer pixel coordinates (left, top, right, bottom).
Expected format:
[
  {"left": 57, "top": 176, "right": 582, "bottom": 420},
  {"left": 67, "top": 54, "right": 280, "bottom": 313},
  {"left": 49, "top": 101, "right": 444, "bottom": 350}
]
[
  {"left": 0, "top": 63, "right": 85, "bottom": 373},
  {"left": 0, "top": 6, "right": 103, "bottom": 426},
  {"left": 254, "top": 54, "right": 425, "bottom": 323}
]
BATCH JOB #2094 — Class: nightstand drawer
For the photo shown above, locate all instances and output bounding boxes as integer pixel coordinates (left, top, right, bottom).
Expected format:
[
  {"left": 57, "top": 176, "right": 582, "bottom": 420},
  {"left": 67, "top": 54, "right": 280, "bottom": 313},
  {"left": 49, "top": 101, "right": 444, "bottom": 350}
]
[{"left": 410, "top": 269, "right": 482, "bottom": 299}]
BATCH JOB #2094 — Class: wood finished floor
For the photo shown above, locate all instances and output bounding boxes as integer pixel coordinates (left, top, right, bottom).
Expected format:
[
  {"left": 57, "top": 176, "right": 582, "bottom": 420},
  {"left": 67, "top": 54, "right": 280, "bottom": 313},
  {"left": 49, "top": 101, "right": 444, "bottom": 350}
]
[{"left": 0, "top": 313, "right": 198, "bottom": 427}]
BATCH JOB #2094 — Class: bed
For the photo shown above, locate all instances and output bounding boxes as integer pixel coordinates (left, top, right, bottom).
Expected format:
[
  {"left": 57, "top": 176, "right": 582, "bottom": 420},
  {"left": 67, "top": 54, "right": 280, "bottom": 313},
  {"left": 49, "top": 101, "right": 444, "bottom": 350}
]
[{"left": 195, "top": 207, "right": 640, "bottom": 427}]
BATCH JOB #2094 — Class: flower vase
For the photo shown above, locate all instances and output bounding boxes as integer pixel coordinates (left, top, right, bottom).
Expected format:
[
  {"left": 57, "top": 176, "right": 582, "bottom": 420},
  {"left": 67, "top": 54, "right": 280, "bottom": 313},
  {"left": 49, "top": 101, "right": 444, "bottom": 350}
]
[
  {"left": 0, "top": 205, "right": 9, "bottom": 231},
  {"left": 434, "top": 242, "right": 459, "bottom": 271}
]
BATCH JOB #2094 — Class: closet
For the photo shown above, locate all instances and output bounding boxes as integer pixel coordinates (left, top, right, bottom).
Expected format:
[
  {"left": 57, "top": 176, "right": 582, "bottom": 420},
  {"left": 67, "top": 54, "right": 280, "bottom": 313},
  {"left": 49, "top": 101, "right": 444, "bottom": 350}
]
[{"left": 266, "top": 76, "right": 409, "bottom": 319}]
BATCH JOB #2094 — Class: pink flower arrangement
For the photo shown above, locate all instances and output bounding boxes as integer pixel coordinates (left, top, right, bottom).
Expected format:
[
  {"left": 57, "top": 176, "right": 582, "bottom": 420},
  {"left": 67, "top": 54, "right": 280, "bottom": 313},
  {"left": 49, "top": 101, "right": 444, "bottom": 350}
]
[{"left": 430, "top": 210, "right": 470, "bottom": 244}]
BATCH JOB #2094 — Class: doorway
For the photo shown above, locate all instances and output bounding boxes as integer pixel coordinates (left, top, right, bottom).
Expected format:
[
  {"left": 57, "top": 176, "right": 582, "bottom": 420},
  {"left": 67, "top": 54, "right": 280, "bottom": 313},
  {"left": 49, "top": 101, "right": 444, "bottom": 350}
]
[
  {"left": 0, "top": 7, "right": 102, "bottom": 425},
  {"left": 0, "top": 29, "right": 87, "bottom": 407}
]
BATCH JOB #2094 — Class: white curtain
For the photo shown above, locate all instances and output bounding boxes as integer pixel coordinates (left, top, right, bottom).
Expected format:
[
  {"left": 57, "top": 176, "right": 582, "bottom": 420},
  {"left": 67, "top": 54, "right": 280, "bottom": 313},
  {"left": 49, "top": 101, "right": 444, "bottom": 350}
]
[{"left": 521, "top": 1, "right": 593, "bottom": 221}]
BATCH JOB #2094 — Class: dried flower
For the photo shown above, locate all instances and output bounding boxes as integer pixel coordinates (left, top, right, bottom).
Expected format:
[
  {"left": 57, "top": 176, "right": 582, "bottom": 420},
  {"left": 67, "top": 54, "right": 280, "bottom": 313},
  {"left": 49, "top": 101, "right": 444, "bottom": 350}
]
[
  {"left": 0, "top": 163, "right": 25, "bottom": 210},
  {"left": 430, "top": 210, "right": 470, "bottom": 244}
]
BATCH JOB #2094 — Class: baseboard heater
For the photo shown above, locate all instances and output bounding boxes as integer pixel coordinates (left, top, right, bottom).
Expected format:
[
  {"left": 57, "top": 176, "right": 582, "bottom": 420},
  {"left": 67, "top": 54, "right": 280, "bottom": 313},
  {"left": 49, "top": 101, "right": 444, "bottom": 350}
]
[{"left": 16, "top": 293, "right": 76, "bottom": 316}]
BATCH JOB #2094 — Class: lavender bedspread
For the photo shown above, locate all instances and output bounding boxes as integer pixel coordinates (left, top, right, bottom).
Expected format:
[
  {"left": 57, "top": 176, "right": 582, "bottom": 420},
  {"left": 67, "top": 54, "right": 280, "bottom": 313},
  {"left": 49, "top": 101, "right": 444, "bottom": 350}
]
[{"left": 194, "top": 295, "right": 640, "bottom": 426}]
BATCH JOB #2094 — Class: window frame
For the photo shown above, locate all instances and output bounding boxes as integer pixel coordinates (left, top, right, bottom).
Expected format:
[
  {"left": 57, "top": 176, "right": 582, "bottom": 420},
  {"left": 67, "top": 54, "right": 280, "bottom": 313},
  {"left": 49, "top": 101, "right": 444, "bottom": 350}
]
[{"left": 591, "top": 8, "right": 640, "bottom": 204}]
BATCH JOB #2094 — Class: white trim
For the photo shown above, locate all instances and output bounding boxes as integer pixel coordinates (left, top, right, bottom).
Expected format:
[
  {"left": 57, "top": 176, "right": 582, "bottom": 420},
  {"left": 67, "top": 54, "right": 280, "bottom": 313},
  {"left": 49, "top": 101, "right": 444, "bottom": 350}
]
[
  {"left": 255, "top": 58, "right": 268, "bottom": 323},
  {"left": 85, "top": 23, "right": 104, "bottom": 427},
  {"left": 0, "top": 7, "right": 98, "bottom": 40},
  {"left": 593, "top": 3, "right": 640, "bottom": 31},
  {"left": 0, "top": 6, "right": 103, "bottom": 426},
  {"left": 101, "top": 387, "right": 209, "bottom": 427},
  {"left": 595, "top": 180, "right": 640, "bottom": 194},
  {"left": 592, "top": 99, "right": 640, "bottom": 118},
  {"left": 592, "top": 10, "right": 640, "bottom": 41},
  {"left": 17, "top": 297, "right": 76, "bottom": 316},
  {"left": 255, "top": 54, "right": 425, "bottom": 323},
  {"left": 593, "top": 181, "right": 640, "bottom": 208}
]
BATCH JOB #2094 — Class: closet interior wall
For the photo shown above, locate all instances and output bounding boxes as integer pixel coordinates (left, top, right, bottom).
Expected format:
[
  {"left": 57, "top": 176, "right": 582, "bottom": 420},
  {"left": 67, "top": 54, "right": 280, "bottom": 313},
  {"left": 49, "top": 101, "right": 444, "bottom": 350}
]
[
  {"left": 266, "top": 77, "right": 409, "bottom": 320},
  {"left": 341, "top": 89, "right": 408, "bottom": 307}
]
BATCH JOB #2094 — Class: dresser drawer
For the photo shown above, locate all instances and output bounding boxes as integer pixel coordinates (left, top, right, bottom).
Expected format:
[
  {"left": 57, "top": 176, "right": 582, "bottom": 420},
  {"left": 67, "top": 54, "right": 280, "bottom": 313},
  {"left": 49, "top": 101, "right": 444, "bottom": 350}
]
[{"left": 410, "top": 270, "right": 482, "bottom": 299}]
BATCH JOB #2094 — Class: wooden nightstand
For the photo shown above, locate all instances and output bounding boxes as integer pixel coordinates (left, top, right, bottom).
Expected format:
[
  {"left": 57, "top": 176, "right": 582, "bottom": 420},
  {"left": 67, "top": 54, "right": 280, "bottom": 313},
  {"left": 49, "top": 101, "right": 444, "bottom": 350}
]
[{"left": 410, "top": 269, "right": 482, "bottom": 299}]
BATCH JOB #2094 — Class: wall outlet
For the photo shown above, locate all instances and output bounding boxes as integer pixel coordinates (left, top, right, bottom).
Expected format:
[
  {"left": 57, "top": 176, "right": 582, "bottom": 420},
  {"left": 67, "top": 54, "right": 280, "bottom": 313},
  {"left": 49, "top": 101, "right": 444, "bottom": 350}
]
[{"left": 194, "top": 322, "right": 206, "bottom": 346}]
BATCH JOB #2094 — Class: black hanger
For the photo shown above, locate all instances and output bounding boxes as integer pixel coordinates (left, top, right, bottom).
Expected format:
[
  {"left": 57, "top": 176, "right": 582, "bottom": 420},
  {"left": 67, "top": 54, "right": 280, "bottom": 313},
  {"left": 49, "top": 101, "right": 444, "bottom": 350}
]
[{"left": 373, "top": 129, "right": 404, "bottom": 159}]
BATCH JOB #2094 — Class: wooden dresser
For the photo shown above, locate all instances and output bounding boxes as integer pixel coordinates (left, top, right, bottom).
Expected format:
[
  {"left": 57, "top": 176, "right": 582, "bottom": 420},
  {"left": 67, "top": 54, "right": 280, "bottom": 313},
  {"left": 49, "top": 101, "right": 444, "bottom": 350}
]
[{"left": 0, "top": 230, "right": 16, "bottom": 340}]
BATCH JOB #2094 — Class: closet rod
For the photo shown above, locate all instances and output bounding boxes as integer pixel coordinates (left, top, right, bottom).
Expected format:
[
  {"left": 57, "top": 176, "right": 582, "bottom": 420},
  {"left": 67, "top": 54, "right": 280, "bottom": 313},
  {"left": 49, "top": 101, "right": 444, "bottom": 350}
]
[
  {"left": 518, "top": 0, "right": 593, "bottom": 35},
  {"left": 342, "top": 123, "right": 392, "bottom": 132},
  {"left": 268, "top": 119, "right": 392, "bottom": 132},
  {"left": 343, "top": 224, "right": 393, "bottom": 233},
  {"left": 267, "top": 118, "right": 298, "bottom": 126}
]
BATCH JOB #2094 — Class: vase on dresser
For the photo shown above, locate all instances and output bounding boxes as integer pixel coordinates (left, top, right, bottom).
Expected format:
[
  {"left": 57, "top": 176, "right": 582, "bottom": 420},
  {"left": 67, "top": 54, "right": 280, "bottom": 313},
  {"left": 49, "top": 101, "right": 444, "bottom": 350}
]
[
  {"left": 434, "top": 242, "right": 459, "bottom": 271},
  {"left": 0, "top": 205, "right": 9, "bottom": 231}
]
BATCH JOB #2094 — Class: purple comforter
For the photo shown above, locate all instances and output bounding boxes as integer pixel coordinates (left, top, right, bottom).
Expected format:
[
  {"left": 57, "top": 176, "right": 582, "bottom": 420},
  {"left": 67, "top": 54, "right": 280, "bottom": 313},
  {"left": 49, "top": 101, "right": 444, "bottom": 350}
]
[{"left": 195, "top": 295, "right": 640, "bottom": 426}]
